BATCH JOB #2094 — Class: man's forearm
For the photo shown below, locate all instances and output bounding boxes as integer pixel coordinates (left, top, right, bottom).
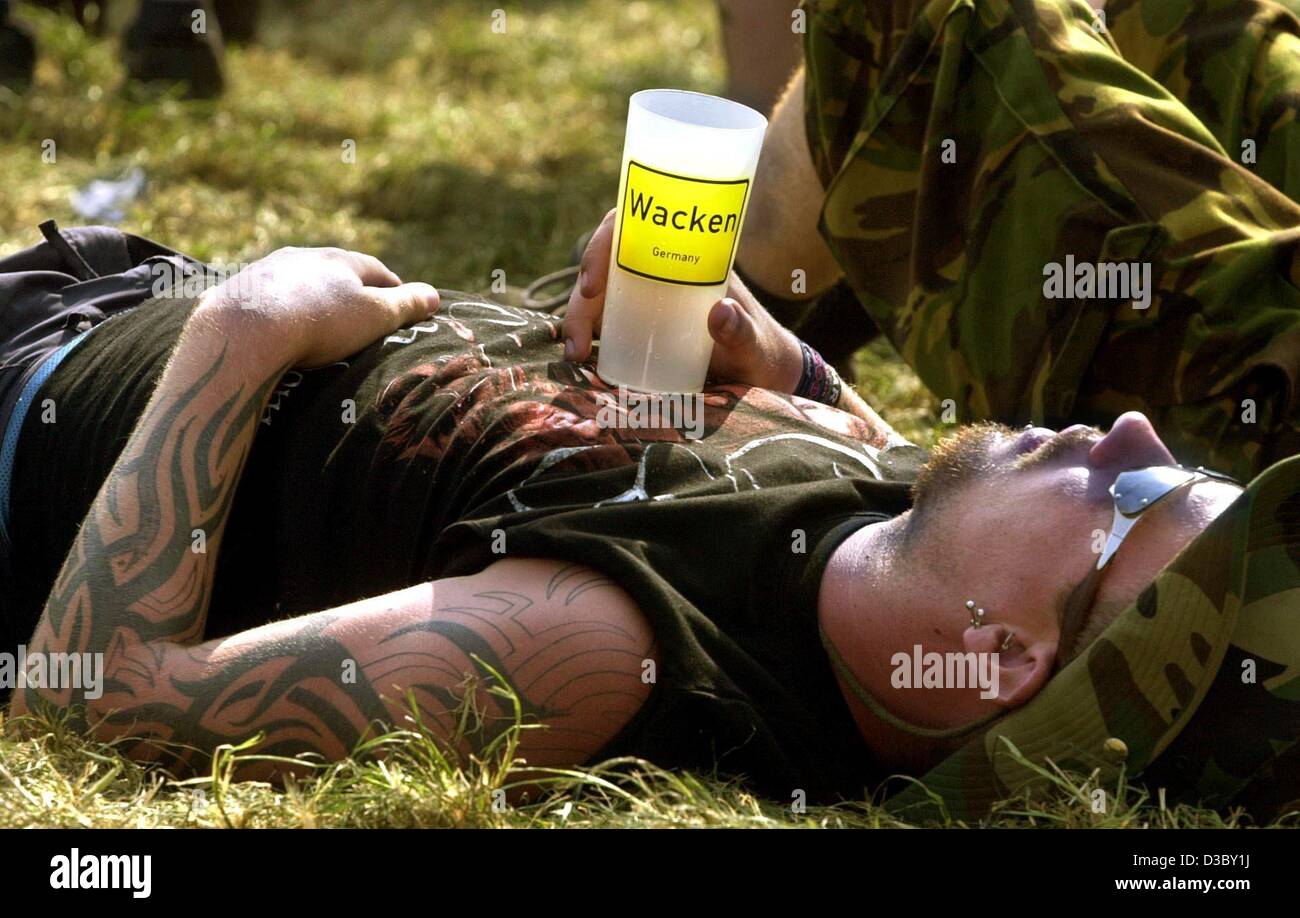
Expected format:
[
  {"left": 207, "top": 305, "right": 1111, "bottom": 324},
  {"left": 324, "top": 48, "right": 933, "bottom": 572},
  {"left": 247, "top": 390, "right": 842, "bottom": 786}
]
[
  {"left": 12, "top": 303, "right": 288, "bottom": 718},
  {"left": 736, "top": 67, "right": 844, "bottom": 301},
  {"left": 836, "top": 383, "right": 902, "bottom": 444}
]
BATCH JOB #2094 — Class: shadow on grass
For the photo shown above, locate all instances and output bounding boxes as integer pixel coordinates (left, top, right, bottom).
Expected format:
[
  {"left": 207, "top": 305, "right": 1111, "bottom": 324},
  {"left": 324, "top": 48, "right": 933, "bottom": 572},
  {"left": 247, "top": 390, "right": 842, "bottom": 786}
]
[
  {"left": 358, "top": 152, "right": 619, "bottom": 286},
  {"left": 258, "top": 0, "right": 713, "bottom": 89}
]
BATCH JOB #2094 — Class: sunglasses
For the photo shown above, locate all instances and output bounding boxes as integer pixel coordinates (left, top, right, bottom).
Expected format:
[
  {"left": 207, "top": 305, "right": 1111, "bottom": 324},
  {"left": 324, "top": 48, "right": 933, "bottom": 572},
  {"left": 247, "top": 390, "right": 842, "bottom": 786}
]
[{"left": 1055, "top": 464, "right": 1241, "bottom": 666}]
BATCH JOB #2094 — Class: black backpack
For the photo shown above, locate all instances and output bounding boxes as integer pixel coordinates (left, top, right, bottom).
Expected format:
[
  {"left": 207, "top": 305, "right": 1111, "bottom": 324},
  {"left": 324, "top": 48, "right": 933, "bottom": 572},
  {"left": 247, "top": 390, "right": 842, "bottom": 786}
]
[{"left": 0, "top": 220, "right": 209, "bottom": 616}]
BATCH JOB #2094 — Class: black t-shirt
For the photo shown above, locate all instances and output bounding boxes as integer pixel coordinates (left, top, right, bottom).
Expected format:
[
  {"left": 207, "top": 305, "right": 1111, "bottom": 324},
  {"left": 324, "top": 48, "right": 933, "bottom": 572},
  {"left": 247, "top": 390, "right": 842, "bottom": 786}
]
[{"left": 8, "top": 292, "right": 919, "bottom": 800}]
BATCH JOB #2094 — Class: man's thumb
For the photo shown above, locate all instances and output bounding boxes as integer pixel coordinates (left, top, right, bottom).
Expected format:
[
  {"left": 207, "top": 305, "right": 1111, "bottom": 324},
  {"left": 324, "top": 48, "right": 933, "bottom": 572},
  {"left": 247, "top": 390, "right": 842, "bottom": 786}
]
[
  {"left": 707, "top": 298, "right": 755, "bottom": 351},
  {"left": 373, "top": 282, "right": 441, "bottom": 321}
]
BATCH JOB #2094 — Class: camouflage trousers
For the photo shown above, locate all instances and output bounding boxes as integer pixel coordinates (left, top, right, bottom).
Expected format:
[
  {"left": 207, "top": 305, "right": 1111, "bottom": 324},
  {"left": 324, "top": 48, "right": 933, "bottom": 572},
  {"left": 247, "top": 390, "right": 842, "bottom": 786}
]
[{"left": 804, "top": 0, "right": 1300, "bottom": 480}]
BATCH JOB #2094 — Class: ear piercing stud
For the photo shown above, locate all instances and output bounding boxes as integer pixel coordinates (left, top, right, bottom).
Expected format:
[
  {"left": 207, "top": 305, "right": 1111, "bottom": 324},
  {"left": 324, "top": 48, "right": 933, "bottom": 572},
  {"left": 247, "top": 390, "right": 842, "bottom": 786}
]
[{"left": 967, "top": 601, "right": 1015, "bottom": 650}]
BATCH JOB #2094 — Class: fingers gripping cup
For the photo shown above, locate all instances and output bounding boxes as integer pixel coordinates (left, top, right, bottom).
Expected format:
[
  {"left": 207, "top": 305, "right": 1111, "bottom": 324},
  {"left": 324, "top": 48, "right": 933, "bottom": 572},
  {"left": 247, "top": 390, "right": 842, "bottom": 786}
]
[{"left": 596, "top": 90, "right": 767, "bottom": 393}]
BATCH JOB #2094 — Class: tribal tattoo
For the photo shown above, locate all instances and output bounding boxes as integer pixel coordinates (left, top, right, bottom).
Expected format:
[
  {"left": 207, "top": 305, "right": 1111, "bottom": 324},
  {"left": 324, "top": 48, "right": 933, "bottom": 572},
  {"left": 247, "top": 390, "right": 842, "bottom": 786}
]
[{"left": 12, "top": 323, "right": 655, "bottom": 776}]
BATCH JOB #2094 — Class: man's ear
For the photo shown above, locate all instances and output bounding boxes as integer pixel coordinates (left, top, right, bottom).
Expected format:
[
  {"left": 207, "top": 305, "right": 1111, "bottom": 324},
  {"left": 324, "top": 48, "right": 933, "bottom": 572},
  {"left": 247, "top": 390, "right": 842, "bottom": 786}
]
[{"left": 961, "top": 627, "right": 1056, "bottom": 709}]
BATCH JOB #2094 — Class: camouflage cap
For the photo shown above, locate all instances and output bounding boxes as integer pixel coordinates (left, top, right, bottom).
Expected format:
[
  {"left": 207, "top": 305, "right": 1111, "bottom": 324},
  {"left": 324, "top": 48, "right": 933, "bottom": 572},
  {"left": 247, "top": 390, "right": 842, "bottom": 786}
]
[{"left": 885, "top": 452, "right": 1300, "bottom": 821}]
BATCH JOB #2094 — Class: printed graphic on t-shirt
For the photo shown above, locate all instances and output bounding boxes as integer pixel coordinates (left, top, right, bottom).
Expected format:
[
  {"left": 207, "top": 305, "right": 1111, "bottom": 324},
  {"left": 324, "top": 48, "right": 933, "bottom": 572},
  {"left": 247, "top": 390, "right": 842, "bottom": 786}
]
[{"left": 373, "top": 299, "right": 893, "bottom": 515}]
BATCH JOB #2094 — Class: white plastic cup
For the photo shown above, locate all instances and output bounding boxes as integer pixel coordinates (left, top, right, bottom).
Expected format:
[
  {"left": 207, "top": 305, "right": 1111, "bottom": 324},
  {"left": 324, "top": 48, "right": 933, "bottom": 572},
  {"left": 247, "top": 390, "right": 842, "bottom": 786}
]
[{"left": 596, "top": 89, "right": 768, "bottom": 393}]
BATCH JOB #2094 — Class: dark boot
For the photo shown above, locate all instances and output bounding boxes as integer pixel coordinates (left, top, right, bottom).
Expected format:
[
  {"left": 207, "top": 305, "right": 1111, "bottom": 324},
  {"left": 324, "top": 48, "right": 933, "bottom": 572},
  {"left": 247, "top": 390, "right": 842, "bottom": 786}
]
[
  {"left": 0, "top": 0, "right": 37, "bottom": 93},
  {"left": 212, "top": 0, "right": 258, "bottom": 44},
  {"left": 122, "top": 0, "right": 225, "bottom": 99}
]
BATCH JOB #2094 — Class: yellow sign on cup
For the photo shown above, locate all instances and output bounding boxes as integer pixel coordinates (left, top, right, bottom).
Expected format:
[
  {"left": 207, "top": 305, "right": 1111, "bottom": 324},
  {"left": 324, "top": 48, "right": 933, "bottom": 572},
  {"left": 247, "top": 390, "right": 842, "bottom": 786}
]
[
  {"left": 597, "top": 90, "right": 767, "bottom": 394},
  {"left": 615, "top": 161, "right": 750, "bottom": 287}
]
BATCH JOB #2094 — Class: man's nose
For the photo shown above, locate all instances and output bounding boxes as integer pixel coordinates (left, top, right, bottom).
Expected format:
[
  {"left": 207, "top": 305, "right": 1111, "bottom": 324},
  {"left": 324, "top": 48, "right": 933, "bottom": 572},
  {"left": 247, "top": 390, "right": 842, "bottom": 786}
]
[{"left": 1088, "top": 411, "right": 1176, "bottom": 470}]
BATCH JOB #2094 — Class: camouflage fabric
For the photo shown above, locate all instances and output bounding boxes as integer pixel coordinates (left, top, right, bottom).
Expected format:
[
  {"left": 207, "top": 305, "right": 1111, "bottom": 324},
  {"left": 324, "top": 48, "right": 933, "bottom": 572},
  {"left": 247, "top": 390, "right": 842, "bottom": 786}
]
[
  {"left": 883, "top": 450, "right": 1300, "bottom": 822},
  {"left": 803, "top": 0, "right": 1300, "bottom": 482}
]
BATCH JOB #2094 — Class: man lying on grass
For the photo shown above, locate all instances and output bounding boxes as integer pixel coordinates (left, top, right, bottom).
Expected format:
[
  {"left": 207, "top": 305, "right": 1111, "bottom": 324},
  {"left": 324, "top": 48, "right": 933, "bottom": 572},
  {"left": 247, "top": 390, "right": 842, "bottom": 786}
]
[{"left": 1, "top": 241, "right": 1242, "bottom": 801}]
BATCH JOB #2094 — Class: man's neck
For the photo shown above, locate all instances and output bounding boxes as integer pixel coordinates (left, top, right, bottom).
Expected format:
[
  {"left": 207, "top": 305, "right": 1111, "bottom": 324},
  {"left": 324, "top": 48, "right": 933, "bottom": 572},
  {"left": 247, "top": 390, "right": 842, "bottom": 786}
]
[
  {"left": 815, "top": 517, "right": 971, "bottom": 771},
  {"left": 817, "top": 515, "right": 890, "bottom": 649},
  {"left": 817, "top": 518, "right": 892, "bottom": 735}
]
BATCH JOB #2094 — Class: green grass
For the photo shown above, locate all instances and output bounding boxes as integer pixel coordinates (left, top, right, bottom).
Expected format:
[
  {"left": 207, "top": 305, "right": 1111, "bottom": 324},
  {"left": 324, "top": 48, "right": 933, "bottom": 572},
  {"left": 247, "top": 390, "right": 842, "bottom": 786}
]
[
  {"left": 1, "top": 0, "right": 721, "bottom": 308},
  {"left": 0, "top": 1, "right": 1282, "bottom": 829},
  {"left": 5, "top": 697, "right": 1290, "bottom": 829}
]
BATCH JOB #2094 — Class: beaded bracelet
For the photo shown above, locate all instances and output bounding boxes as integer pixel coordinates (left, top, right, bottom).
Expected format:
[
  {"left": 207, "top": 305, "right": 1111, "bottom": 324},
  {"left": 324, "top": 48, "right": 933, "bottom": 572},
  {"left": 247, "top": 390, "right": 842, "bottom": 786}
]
[{"left": 794, "top": 339, "right": 843, "bottom": 406}]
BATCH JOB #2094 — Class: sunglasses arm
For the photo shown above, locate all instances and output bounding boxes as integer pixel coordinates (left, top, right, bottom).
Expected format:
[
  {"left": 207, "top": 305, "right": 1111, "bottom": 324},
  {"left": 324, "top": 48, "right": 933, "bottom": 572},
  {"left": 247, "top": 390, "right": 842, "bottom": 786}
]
[{"left": 1096, "top": 508, "right": 1137, "bottom": 570}]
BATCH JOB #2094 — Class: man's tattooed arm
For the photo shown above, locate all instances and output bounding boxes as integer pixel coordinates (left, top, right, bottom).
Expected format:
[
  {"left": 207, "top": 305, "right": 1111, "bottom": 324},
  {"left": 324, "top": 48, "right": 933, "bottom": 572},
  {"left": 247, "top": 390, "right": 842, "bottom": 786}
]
[{"left": 10, "top": 300, "right": 655, "bottom": 775}]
